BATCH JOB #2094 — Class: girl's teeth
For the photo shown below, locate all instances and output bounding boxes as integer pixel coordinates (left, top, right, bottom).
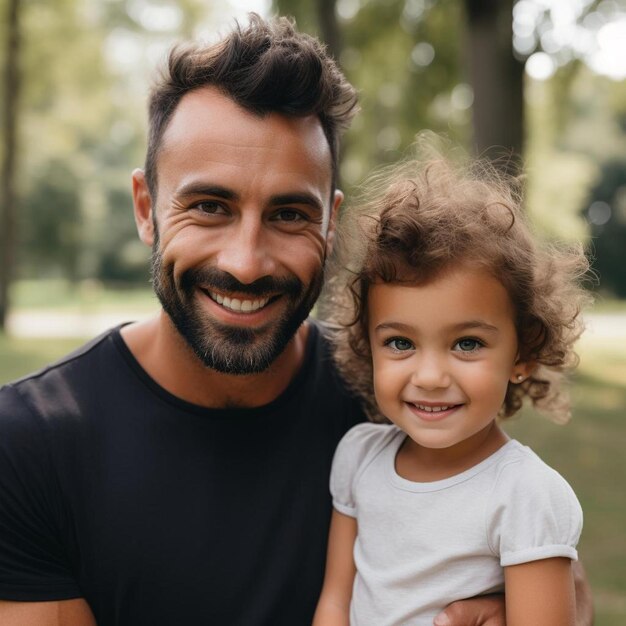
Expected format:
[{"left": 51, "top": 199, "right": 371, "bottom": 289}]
[{"left": 416, "top": 405, "right": 452, "bottom": 412}]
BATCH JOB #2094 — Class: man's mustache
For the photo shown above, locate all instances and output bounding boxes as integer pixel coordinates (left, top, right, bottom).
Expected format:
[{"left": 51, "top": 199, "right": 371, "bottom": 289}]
[{"left": 180, "top": 267, "right": 302, "bottom": 297}]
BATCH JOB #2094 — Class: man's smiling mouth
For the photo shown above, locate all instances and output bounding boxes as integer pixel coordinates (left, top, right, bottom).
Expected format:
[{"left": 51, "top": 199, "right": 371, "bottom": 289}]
[{"left": 204, "top": 289, "right": 272, "bottom": 313}]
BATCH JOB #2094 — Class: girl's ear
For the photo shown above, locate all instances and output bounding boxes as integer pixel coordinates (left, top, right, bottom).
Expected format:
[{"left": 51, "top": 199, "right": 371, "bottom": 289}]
[{"left": 509, "top": 359, "right": 537, "bottom": 384}]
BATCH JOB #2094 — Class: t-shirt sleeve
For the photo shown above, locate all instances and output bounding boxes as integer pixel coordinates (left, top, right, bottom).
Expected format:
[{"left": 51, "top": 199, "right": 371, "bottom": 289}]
[
  {"left": 329, "top": 422, "right": 392, "bottom": 518},
  {"left": 0, "top": 384, "right": 80, "bottom": 601},
  {"left": 486, "top": 452, "right": 583, "bottom": 567}
]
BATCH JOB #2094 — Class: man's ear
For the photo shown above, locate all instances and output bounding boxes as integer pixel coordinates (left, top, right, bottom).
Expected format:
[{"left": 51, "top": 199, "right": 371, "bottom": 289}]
[
  {"left": 326, "top": 189, "right": 344, "bottom": 256},
  {"left": 132, "top": 169, "right": 155, "bottom": 246}
]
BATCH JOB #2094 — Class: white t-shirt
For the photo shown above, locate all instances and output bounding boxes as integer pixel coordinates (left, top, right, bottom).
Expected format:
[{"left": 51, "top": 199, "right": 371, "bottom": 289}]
[{"left": 330, "top": 423, "right": 582, "bottom": 626}]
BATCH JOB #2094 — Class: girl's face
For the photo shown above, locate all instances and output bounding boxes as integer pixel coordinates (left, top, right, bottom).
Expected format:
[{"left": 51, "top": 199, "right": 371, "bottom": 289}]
[{"left": 368, "top": 265, "right": 532, "bottom": 451}]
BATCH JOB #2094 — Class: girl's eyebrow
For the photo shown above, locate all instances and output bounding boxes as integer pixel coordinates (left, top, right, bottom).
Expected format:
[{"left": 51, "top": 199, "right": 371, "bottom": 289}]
[
  {"left": 373, "top": 320, "right": 500, "bottom": 334},
  {"left": 373, "top": 322, "right": 413, "bottom": 333},
  {"left": 450, "top": 321, "right": 500, "bottom": 334}
]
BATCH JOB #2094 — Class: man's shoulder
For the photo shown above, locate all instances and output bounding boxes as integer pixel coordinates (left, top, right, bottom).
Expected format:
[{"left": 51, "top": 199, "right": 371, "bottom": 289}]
[
  {"left": 307, "top": 319, "right": 347, "bottom": 384},
  {"left": 8, "top": 326, "right": 120, "bottom": 386},
  {"left": 0, "top": 326, "right": 124, "bottom": 426},
  {"left": 306, "top": 320, "right": 363, "bottom": 400}
]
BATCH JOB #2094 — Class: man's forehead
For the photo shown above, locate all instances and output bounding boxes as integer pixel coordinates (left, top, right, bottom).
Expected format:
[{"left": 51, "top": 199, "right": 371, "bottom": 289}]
[
  {"left": 157, "top": 87, "right": 334, "bottom": 193},
  {"left": 162, "top": 88, "right": 328, "bottom": 155}
]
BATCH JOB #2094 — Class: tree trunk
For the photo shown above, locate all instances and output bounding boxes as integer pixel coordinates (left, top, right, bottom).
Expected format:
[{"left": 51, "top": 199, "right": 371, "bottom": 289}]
[
  {"left": 0, "top": 0, "right": 22, "bottom": 330},
  {"left": 463, "top": 0, "right": 524, "bottom": 175},
  {"left": 315, "top": 0, "right": 342, "bottom": 60}
]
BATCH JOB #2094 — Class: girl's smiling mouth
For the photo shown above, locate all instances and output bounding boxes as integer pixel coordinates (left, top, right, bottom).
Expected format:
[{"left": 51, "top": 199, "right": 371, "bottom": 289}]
[{"left": 405, "top": 402, "right": 464, "bottom": 421}]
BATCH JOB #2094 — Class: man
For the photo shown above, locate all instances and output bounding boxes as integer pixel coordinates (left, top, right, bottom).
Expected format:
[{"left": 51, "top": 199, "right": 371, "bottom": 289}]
[{"left": 0, "top": 15, "right": 591, "bottom": 626}]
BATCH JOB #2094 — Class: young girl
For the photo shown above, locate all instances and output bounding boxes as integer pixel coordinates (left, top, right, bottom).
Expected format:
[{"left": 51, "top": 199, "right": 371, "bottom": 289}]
[{"left": 313, "top": 148, "right": 590, "bottom": 626}]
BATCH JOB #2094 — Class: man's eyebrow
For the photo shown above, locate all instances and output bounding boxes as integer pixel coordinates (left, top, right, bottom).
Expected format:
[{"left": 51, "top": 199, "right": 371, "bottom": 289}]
[
  {"left": 172, "top": 186, "right": 324, "bottom": 213},
  {"left": 175, "top": 183, "right": 239, "bottom": 201},
  {"left": 269, "top": 193, "right": 324, "bottom": 213}
]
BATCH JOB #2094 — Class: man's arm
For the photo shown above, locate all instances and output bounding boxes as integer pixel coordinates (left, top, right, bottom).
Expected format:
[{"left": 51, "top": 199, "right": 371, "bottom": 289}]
[
  {"left": 432, "top": 561, "right": 593, "bottom": 626},
  {"left": 572, "top": 560, "right": 594, "bottom": 626},
  {"left": 433, "top": 594, "right": 506, "bottom": 626},
  {"left": 0, "top": 599, "right": 97, "bottom": 626}
]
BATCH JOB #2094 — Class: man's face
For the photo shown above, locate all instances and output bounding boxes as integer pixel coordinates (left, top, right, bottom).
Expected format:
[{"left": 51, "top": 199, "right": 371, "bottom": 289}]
[{"left": 137, "top": 87, "right": 341, "bottom": 374}]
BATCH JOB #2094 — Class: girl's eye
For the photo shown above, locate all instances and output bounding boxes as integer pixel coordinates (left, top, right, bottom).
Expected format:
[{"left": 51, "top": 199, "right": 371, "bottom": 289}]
[
  {"left": 385, "top": 337, "right": 414, "bottom": 352},
  {"left": 454, "top": 338, "right": 483, "bottom": 353}
]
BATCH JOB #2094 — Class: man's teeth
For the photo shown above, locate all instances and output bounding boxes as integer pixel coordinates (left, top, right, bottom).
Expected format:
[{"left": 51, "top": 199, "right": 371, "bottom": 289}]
[
  {"left": 414, "top": 404, "right": 455, "bottom": 413},
  {"left": 209, "top": 291, "right": 270, "bottom": 312}
]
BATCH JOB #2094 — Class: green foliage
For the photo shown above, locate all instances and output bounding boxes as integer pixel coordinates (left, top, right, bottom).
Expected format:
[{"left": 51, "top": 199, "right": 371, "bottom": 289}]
[
  {"left": 525, "top": 64, "right": 626, "bottom": 295},
  {"left": 7, "top": 0, "right": 208, "bottom": 286},
  {"left": 585, "top": 160, "right": 626, "bottom": 297},
  {"left": 4, "top": 0, "right": 625, "bottom": 297},
  {"left": 276, "top": 0, "right": 469, "bottom": 191},
  {"left": 19, "top": 160, "right": 82, "bottom": 279},
  {"left": 344, "top": 0, "right": 469, "bottom": 188}
]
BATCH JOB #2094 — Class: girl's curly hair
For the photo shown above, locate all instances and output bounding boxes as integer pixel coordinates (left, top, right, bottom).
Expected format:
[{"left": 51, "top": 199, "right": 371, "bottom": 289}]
[{"left": 322, "top": 143, "right": 592, "bottom": 424}]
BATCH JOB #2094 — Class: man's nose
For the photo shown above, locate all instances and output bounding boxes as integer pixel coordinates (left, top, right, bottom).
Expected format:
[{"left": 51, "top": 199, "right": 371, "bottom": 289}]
[
  {"left": 409, "top": 352, "right": 451, "bottom": 390},
  {"left": 214, "top": 218, "right": 276, "bottom": 285}
]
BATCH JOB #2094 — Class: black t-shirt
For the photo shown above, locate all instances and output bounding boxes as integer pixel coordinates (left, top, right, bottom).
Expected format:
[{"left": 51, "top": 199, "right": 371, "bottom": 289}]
[{"left": 0, "top": 322, "right": 364, "bottom": 625}]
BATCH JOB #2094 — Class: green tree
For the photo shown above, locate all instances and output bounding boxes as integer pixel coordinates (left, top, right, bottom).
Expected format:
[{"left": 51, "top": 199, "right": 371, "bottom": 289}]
[
  {"left": 275, "top": 0, "right": 468, "bottom": 188},
  {"left": 463, "top": 0, "right": 524, "bottom": 172},
  {"left": 0, "top": 0, "right": 22, "bottom": 330}
]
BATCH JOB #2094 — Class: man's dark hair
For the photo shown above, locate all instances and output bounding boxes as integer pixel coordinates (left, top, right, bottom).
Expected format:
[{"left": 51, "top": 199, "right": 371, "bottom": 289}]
[{"left": 144, "top": 13, "right": 359, "bottom": 199}]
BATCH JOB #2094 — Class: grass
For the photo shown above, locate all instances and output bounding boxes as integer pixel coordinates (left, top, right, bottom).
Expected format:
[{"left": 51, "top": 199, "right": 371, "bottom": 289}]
[
  {"left": 498, "top": 339, "right": 626, "bottom": 626},
  {"left": 11, "top": 279, "right": 156, "bottom": 312},
  {"left": 0, "top": 335, "right": 87, "bottom": 382},
  {"left": 0, "top": 304, "right": 625, "bottom": 624}
]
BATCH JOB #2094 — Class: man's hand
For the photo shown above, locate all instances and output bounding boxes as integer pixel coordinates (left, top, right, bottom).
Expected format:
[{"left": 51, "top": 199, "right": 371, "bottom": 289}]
[
  {"left": 433, "top": 594, "right": 505, "bottom": 626},
  {"left": 572, "top": 560, "right": 594, "bottom": 626},
  {"left": 432, "top": 560, "right": 594, "bottom": 626}
]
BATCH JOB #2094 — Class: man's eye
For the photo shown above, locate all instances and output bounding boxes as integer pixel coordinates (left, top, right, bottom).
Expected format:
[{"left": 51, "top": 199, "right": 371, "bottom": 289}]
[
  {"left": 385, "top": 337, "right": 414, "bottom": 352},
  {"left": 274, "top": 209, "right": 305, "bottom": 222},
  {"left": 193, "top": 201, "right": 228, "bottom": 215},
  {"left": 453, "top": 338, "right": 483, "bottom": 352}
]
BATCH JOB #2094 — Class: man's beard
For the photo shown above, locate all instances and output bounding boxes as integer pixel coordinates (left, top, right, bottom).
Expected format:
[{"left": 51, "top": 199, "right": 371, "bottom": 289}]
[{"left": 150, "top": 243, "right": 325, "bottom": 375}]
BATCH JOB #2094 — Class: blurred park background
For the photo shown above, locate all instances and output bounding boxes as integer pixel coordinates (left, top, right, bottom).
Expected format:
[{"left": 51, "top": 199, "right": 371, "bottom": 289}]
[{"left": 0, "top": 0, "right": 625, "bottom": 622}]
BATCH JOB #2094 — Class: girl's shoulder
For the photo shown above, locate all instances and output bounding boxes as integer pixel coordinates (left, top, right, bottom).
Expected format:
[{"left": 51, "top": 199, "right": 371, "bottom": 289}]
[
  {"left": 336, "top": 422, "right": 402, "bottom": 463},
  {"left": 493, "top": 440, "right": 578, "bottom": 496},
  {"left": 341, "top": 420, "right": 400, "bottom": 441},
  {"left": 486, "top": 440, "right": 583, "bottom": 565},
  {"left": 330, "top": 423, "right": 402, "bottom": 517}
]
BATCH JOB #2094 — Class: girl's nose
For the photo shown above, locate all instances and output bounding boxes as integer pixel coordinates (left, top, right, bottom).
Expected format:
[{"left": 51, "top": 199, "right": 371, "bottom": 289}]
[{"left": 409, "top": 353, "right": 451, "bottom": 390}]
